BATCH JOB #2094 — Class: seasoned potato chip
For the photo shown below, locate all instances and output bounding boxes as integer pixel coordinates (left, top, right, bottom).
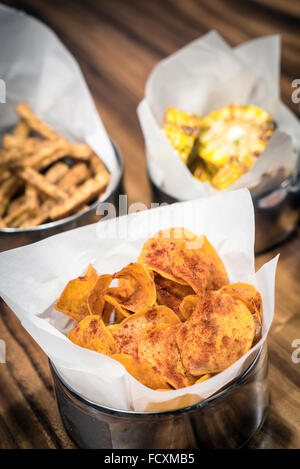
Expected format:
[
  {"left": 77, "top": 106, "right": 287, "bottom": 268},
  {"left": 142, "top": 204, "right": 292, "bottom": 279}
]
[
  {"left": 110, "top": 353, "right": 170, "bottom": 390},
  {"left": 109, "top": 305, "right": 180, "bottom": 357},
  {"left": 220, "top": 282, "right": 262, "bottom": 344},
  {"left": 104, "top": 294, "right": 132, "bottom": 319},
  {"left": 154, "top": 273, "right": 194, "bottom": 320},
  {"left": 102, "top": 301, "right": 114, "bottom": 324},
  {"left": 106, "top": 263, "right": 156, "bottom": 313},
  {"left": 55, "top": 265, "right": 98, "bottom": 322},
  {"left": 221, "top": 282, "right": 262, "bottom": 320},
  {"left": 87, "top": 274, "right": 112, "bottom": 318},
  {"left": 138, "top": 227, "right": 201, "bottom": 284},
  {"left": 179, "top": 295, "right": 200, "bottom": 320},
  {"left": 195, "top": 374, "right": 211, "bottom": 384},
  {"left": 68, "top": 315, "right": 117, "bottom": 355},
  {"left": 138, "top": 325, "right": 195, "bottom": 389},
  {"left": 176, "top": 290, "right": 255, "bottom": 375},
  {"left": 170, "top": 235, "right": 228, "bottom": 295}
]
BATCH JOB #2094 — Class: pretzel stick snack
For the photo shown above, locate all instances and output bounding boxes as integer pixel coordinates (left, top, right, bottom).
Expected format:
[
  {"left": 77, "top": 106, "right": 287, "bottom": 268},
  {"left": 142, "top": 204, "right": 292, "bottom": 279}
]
[
  {"left": 16, "top": 102, "right": 60, "bottom": 140},
  {"left": 0, "top": 148, "right": 23, "bottom": 170},
  {"left": 0, "top": 170, "right": 12, "bottom": 184},
  {"left": 90, "top": 152, "right": 109, "bottom": 176},
  {"left": 17, "top": 103, "right": 92, "bottom": 160},
  {"left": 0, "top": 177, "right": 23, "bottom": 217},
  {"left": 10, "top": 211, "right": 34, "bottom": 228},
  {"left": 43, "top": 162, "right": 70, "bottom": 184},
  {"left": 3, "top": 120, "right": 30, "bottom": 149},
  {"left": 20, "top": 163, "right": 92, "bottom": 228},
  {"left": 6, "top": 195, "right": 26, "bottom": 216},
  {"left": 3, "top": 184, "right": 38, "bottom": 226},
  {"left": 50, "top": 170, "right": 110, "bottom": 220},
  {"left": 15, "top": 167, "right": 68, "bottom": 202}
]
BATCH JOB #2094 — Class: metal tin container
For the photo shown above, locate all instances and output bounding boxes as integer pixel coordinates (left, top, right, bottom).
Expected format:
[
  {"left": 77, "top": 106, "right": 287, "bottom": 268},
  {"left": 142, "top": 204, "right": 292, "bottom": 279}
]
[
  {"left": 50, "top": 345, "right": 268, "bottom": 449},
  {"left": 0, "top": 142, "right": 124, "bottom": 253},
  {"left": 149, "top": 172, "right": 300, "bottom": 254}
]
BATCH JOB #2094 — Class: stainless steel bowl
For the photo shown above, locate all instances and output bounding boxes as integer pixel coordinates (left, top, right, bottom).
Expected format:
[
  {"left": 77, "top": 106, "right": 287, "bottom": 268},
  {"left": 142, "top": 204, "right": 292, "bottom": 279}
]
[
  {"left": 149, "top": 171, "right": 300, "bottom": 254},
  {"left": 50, "top": 345, "right": 269, "bottom": 449},
  {"left": 0, "top": 142, "right": 124, "bottom": 252}
]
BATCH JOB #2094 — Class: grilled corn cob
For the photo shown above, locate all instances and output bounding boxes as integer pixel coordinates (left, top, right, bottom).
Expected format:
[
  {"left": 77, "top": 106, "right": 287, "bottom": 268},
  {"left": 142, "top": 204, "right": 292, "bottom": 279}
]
[
  {"left": 198, "top": 105, "right": 275, "bottom": 167},
  {"left": 163, "top": 107, "right": 202, "bottom": 164},
  {"left": 164, "top": 107, "right": 202, "bottom": 135},
  {"left": 162, "top": 104, "right": 275, "bottom": 190}
]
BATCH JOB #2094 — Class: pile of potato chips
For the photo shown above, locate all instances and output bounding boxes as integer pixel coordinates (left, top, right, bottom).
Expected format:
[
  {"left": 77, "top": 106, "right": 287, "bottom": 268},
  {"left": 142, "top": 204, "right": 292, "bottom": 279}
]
[{"left": 55, "top": 228, "right": 262, "bottom": 391}]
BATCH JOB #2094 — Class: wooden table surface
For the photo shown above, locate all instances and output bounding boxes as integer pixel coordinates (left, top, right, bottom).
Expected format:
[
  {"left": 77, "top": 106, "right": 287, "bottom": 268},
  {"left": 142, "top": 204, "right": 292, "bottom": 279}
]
[{"left": 1, "top": 0, "right": 300, "bottom": 449}]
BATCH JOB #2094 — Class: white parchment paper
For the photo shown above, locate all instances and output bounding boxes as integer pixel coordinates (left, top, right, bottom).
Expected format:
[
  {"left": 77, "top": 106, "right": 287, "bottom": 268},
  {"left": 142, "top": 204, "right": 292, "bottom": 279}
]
[
  {"left": 138, "top": 31, "right": 299, "bottom": 200},
  {"left": 0, "top": 188, "right": 278, "bottom": 412},
  {"left": 0, "top": 5, "right": 120, "bottom": 196}
]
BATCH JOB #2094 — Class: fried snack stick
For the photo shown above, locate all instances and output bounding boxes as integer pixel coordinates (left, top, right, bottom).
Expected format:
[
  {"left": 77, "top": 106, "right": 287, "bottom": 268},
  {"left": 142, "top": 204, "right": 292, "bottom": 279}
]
[
  {"left": 3, "top": 184, "right": 38, "bottom": 226},
  {"left": 19, "top": 163, "right": 91, "bottom": 228},
  {"left": 4, "top": 137, "right": 56, "bottom": 156},
  {"left": 6, "top": 195, "right": 25, "bottom": 215},
  {"left": 10, "top": 211, "right": 33, "bottom": 228},
  {"left": 43, "top": 162, "right": 70, "bottom": 184},
  {"left": 23, "top": 141, "right": 92, "bottom": 171},
  {"left": 16, "top": 103, "right": 92, "bottom": 159},
  {"left": 15, "top": 166, "right": 68, "bottom": 202},
  {"left": 3, "top": 121, "right": 30, "bottom": 149},
  {"left": 69, "top": 143, "right": 93, "bottom": 159},
  {"left": 50, "top": 171, "right": 110, "bottom": 220},
  {"left": 3, "top": 196, "right": 26, "bottom": 225},
  {"left": 90, "top": 152, "right": 109, "bottom": 176},
  {"left": 16, "top": 102, "right": 60, "bottom": 140},
  {"left": 22, "top": 141, "right": 70, "bottom": 169},
  {"left": 0, "top": 148, "right": 23, "bottom": 170},
  {"left": 58, "top": 163, "right": 91, "bottom": 191},
  {"left": 0, "top": 177, "right": 23, "bottom": 217},
  {"left": 0, "top": 170, "right": 12, "bottom": 184}
]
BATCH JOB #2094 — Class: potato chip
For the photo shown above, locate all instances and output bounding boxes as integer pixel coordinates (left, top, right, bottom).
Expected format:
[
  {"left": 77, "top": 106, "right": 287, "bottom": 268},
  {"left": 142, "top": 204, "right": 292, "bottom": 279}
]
[
  {"left": 170, "top": 235, "right": 228, "bottom": 295},
  {"left": 107, "top": 263, "right": 156, "bottom": 313},
  {"left": 104, "top": 294, "right": 132, "bottom": 320},
  {"left": 179, "top": 295, "right": 200, "bottom": 321},
  {"left": 55, "top": 265, "right": 98, "bottom": 322},
  {"left": 138, "top": 325, "right": 195, "bottom": 389},
  {"left": 195, "top": 374, "right": 211, "bottom": 384},
  {"left": 221, "top": 283, "right": 262, "bottom": 320},
  {"left": 107, "top": 279, "right": 135, "bottom": 303},
  {"left": 138, "top": 227, "right": 201, "bottom": 284},
  {"left": 87, "top": 274, "right": 112, "bottom": 318},
  {"left": 154, "top": 273, "right": 194, "bottom": 320},
  {"left": 109, "top": 305, "right": 180, "bottom": 357},
  {"left": 99, "top": 301, "right": 114, "bottom": 323},
  {"left": 220, "top": 282, "right": 262, "bottom": 344},
  {"left": 110, "top": 353, "right": 170, "bottom": 390},
  {"left": 176, "top": 290, "right": 255, "bottom": 375},
  {"left": 68, "top": 315, "right": 117, "bottom": 355}
]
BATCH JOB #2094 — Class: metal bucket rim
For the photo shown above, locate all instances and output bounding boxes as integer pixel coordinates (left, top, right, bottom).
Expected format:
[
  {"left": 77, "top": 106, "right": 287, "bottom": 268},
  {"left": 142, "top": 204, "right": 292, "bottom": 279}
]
[
  {"left": 49, "top": 345, "right": 263, "bottom": 418},
  {"left": 148, "top": 167, "right": 293, "bottom": 204},
  {"left": 0, "top": 140, "right": 123, "bottom": 234}
]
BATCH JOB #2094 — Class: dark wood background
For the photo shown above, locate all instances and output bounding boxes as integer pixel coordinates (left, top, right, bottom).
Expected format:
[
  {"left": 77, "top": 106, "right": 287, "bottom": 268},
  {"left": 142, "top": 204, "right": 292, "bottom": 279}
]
[{"left": 0, "top": 0, "right": 300, "bottom": 449}]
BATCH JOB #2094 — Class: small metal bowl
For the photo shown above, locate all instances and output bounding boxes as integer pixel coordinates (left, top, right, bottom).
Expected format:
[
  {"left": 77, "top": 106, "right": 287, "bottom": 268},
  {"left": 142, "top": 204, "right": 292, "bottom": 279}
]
[
  {"left": 50, "top": 345, "right": 269, "bottom": 449},
  {"left": 149, "top": 171, "right": 300, "bottom": 254},
  {"left": 0, "top": 142, "right": 124, "bottom": 252}
]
